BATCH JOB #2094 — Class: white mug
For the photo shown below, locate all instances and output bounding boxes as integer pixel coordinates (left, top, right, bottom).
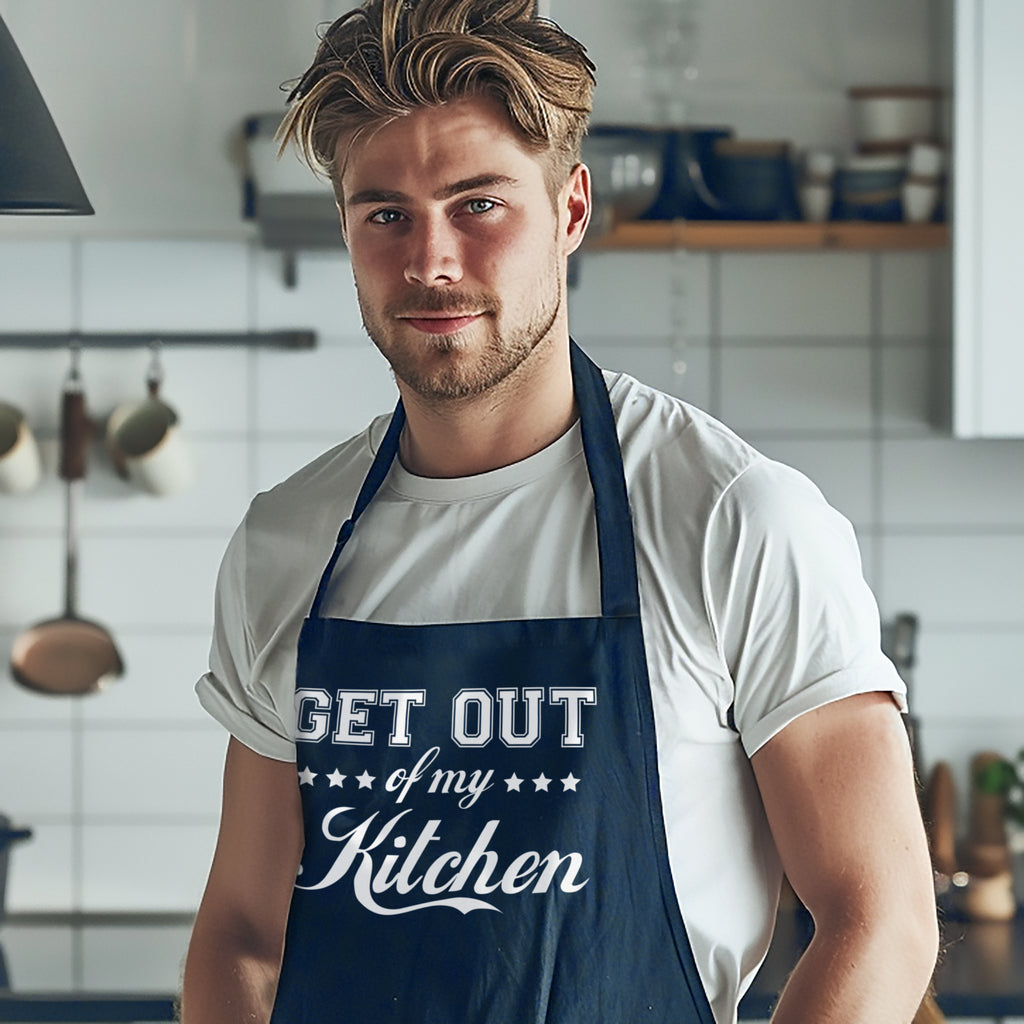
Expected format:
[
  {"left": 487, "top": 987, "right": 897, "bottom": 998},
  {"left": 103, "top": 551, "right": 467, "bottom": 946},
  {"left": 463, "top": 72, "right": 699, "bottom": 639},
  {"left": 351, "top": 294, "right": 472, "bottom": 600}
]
[
  {"left": 902, "top": 180, "right": 940, "bottom": 223},
  {"left": 107, "top": 396, "right": 193, "bottom": 496},
  {"left": 0, "top": 401, "right": 43, "bottom": 495},
  {"left": 798, "top": 182, "right": 833, "bottom": 222}
]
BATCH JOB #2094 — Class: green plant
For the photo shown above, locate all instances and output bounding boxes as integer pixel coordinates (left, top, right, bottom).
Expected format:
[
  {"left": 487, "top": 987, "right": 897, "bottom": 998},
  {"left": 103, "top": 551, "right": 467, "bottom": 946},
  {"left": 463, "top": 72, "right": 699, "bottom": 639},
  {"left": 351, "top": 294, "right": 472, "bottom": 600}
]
[{"left": 974, "top": 749, "right": 1024, "bottom": 827}]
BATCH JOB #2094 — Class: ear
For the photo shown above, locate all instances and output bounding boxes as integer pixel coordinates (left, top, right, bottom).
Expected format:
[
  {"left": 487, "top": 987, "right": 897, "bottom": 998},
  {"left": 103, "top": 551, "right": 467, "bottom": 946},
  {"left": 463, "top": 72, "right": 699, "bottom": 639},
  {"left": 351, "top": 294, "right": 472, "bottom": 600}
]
[{"left": 561, "top": 162, "right": 591, "bottom": 257}]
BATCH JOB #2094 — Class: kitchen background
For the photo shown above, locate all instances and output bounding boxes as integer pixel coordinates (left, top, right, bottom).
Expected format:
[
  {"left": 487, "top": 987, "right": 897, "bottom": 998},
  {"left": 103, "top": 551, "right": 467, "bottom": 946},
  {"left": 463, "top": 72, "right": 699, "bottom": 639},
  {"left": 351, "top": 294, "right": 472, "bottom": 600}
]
[{"left": 0, "top": 0, "right": 1021, "bottom": 1003}]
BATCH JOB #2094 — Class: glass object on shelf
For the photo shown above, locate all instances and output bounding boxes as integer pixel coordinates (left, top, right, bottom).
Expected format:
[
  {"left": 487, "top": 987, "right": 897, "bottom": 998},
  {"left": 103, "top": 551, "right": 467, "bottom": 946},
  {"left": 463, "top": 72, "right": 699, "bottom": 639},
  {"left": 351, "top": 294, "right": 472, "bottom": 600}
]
[{"left": 637, "top": 0, "right": 704, "bottom": 126}]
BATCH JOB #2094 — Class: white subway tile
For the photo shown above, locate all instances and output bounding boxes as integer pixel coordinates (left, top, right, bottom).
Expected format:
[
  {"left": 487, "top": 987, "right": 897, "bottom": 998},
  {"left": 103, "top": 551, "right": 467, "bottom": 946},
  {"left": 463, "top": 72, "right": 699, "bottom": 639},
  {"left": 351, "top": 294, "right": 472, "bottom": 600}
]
[
  {"left": 254, "top": 341, "right": 398, "bottom": 436},
  {"left": 585, "top": 338, "right": 713, "bottom": 411},
  {"left": 254, "top": 248, "right": 363, "bottom": 340},
  {"left": 81, "top": 824, "right": 216, "bottom": 911},
  {"left": 929, "top": 250, "right": 953, "bottom": 337},
  {"left": 745, "top": 438, "right": 875, "bottom": 528},
  {"left": 80, "top": 632, "right": 219, "bottom": 726},
  {"left": 882, "top": 439, "right": 1024, "bottom": 527},
  {"left": 569, "top": 251, "right": 710, "bottom": 338},
  {"left": 0, "top": 535, "right": 63, "bottom": 629},
  {"left": 912, "top": 628, "right": 1024, "bottom": 720},
  {"left": 81, "top": 923, "right": 194, "bottom": 991},
  {"left": 0, "top": 241, "right": 74, "bottom": 332},
  {"left": 3, "top": 822, "right": 74, "bottom": 911},
  {"left": 0, "top": 726, "right": 74, "bottom": 818},
  {"left": 0, "top": 924, "right": 74, "bottom": 988},
  {"left": 719, "top": 253, "right": 871, "bottom": 339},
  {"left": 81, "top": 728, "right": 225, "bottom": 818},
  {"left": 720, "top": 344, "right": 872, "bottom": 433},
  {"left": 255, "top": 437, "right": 345, "bottom": 494},
  {"left": 878, "top": 252, "right": 932, "bottom": 338},
  {"left": 880, "top": 342, "right": 942, "bottom": 435},
  {"left": 78, "top": 535, "right": 229, "bottom": 630},
  {"left": 0, "top": 349, "right": 76, "bottom": 430},
  {"left": 80, "top": 240, "right": 249, "bottom": 333},
  {"left": 878, "top": 535, "right": 1024, "bottom": 626}
]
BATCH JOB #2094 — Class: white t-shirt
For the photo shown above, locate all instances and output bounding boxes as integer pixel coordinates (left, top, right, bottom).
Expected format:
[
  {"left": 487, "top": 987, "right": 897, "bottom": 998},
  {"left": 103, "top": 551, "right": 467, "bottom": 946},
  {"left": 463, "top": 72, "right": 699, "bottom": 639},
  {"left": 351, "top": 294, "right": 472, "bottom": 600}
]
[{"left": 197, "top": 369, "right": 905, "bottom": 1024}]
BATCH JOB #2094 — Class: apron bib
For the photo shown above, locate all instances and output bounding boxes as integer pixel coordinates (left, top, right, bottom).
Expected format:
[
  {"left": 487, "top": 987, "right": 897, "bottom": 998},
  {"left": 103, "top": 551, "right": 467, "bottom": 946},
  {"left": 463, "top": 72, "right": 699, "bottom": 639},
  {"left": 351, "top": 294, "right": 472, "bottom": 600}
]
[{"left": 271, "top": 342, "right": 715, "bottom": 1023}]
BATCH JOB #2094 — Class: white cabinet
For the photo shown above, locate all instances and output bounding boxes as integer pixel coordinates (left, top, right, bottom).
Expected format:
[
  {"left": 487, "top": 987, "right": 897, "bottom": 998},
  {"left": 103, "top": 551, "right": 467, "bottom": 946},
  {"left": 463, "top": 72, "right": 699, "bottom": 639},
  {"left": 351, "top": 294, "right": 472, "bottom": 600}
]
[{"left": 953, "top": 0, "right": 1024, "bottom": 436}]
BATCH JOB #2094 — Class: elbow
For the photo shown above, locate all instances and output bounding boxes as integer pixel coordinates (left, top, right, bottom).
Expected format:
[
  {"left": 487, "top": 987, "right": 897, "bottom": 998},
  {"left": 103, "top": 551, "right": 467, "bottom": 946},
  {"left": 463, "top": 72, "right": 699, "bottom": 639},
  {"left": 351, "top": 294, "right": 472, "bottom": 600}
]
[{"left": 808, "top": 879, "right": 940, "bottom": 998}]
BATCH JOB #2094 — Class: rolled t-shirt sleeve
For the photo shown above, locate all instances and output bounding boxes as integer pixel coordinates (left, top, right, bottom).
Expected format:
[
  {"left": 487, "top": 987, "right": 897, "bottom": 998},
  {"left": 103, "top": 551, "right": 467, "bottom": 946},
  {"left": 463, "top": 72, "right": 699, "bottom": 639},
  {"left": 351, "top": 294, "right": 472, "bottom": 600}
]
[
  {"left": 703, "top": 458, "right": 906, "bottom": 758},
  {"left": 195, "top": 518, "right": 296, "bottom": 761}
]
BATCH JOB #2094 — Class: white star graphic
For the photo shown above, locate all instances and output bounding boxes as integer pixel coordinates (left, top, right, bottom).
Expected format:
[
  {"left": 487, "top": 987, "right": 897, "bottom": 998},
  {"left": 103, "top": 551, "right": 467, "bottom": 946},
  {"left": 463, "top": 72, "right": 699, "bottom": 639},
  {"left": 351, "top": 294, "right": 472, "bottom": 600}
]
[
  {"left": 297, "top": 766, "right": 317, "bottom": 787},
  {"left": 327, "top": 770, "right": 346, "bottom": 788},
  {"left": 356, "top": 769, "right": 376, "bottom": 790},
  {"left": 533, "top": 773, "right": 551, "bottom": 792},
  {"left": 505, "top": 772, "right": 523, "bottom": 792},
  {"left": 561, "top": 772, "right": 580, "bottom": 792}
]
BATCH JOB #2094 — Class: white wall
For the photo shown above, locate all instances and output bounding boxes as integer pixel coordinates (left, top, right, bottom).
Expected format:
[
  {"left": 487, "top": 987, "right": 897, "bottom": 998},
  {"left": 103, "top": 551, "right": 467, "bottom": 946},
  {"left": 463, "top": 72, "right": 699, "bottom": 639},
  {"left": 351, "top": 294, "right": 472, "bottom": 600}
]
[{"left": 0, "top": 0, "right": 1021, "bottom": 945}]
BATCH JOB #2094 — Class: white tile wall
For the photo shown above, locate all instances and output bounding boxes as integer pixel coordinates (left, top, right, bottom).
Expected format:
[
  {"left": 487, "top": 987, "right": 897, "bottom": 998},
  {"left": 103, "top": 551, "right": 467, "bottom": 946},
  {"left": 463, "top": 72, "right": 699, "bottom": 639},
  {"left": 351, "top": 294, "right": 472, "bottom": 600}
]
[
  {"left": 81, "top": 923, "right": 194, "bottom": 990},
  {"left": 720, "top": 343, "right": 873, "bottom": 433},
  {"left": 719, "top": 253, "right": 872, "bottom": 339},
  {"left": 0, "top": 926, "right": 74, "bottom": 989},
  {"left": 253, "top": 339, "right": 398, "bottom": 437},
  {"left": 80, "top": 241, "right": 250, "bottom": 333},
  {"left": 0, "top": 242, "right": 75, "bottom": 332},
  {"left": 81, "top": 824, "right": 216, "bottom": 910}
]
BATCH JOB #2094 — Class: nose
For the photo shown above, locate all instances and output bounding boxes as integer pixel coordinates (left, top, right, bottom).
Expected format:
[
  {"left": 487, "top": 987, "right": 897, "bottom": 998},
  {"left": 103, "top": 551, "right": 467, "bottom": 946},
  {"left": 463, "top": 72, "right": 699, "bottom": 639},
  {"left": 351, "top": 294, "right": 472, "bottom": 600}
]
[{"left": 403, "top": 214, "right": 463, "bottom": 287}]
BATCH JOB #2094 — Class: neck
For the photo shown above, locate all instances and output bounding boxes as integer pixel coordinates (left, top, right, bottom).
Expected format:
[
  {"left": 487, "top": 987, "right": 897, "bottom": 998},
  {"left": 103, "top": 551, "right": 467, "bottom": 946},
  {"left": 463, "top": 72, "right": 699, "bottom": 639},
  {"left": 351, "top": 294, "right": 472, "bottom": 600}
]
[{"left": 396, "top": 334, "right": 576, "bottom": 479}]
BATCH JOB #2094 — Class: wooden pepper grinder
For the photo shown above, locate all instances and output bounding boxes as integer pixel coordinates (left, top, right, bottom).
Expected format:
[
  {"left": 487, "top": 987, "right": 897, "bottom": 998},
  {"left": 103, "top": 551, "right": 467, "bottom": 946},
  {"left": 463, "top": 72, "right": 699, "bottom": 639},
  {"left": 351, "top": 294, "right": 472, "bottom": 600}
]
[{"left": 962, "top": 751, "right": 1016, "bottom": 922}]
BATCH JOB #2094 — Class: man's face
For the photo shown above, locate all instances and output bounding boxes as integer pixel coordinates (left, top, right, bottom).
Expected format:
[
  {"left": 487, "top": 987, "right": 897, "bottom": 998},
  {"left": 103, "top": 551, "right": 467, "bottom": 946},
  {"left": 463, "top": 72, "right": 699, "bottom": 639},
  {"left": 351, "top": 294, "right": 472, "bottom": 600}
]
[{"left": 338, "top": 96, "right": 588, "bottom": 404}]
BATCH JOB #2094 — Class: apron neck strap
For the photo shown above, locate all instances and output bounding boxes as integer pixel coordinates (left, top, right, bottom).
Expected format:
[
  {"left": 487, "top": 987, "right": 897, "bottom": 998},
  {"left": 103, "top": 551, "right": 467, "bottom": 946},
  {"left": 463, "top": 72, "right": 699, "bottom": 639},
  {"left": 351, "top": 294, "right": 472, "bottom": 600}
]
[
  {"left": 309, "top": 341, "right": 641, "bottom": 620},
  {"left": 570, "top": 339, "right": 641, "bottom": 618},
  {"left": 308, "top": 402, "right": 406, "bottom": 619}
]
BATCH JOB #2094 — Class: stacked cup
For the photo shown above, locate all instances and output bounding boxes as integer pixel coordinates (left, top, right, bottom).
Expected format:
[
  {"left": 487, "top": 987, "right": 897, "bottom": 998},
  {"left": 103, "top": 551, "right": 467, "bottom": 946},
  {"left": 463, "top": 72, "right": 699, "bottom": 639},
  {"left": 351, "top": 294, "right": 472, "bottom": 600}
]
[
  {"left": 902, "top": 143, "right": 944, "bottom": 223},
  {"left": 798, "top": 150, "right": 836, "bottom": 222},
  {"left": 0, "top": 401, "right": 42, "bottom": 495}
]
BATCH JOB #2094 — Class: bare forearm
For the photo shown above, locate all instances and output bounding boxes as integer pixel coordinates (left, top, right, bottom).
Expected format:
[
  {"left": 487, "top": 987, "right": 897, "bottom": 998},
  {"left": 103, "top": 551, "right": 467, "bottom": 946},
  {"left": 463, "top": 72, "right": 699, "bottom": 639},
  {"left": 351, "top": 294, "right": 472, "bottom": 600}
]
[
  {"left": 180, "top": 920, "right": 283, "bottom": 1024},
  {"left": 770, "top": 917, "right": 937, "bottom": 1024}
]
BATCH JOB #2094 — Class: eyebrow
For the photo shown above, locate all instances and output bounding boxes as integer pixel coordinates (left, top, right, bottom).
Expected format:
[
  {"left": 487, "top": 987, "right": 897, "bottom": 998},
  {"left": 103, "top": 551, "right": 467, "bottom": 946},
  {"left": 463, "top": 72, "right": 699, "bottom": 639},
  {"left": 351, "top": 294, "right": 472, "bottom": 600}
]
[{"left": 345, "top": 174, "right": 520, "bottom": 208}]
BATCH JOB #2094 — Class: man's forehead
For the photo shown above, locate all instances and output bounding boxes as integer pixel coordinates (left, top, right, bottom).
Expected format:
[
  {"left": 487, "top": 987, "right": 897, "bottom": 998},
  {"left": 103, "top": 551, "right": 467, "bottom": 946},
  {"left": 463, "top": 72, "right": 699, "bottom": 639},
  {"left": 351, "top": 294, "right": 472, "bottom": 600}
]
[{"left": 336, "top": 97, "right": 545, "bottom": 194}]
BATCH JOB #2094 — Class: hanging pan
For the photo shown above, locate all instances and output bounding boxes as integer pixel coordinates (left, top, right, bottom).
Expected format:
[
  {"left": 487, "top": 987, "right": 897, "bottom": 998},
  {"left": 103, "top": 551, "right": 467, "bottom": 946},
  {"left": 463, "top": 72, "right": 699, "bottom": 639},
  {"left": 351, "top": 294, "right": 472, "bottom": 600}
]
[{"left": 10, "top": 352, "right": 124, "bottom": 695}]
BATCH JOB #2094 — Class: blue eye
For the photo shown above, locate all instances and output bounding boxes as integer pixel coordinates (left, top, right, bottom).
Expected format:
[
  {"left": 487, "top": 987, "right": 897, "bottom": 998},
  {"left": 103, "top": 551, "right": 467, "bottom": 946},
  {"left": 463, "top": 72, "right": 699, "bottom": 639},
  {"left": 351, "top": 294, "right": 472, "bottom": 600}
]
[
  {"left": 369, "top": 209, "right": 404, "bottom": 224},
  {"left": 466, "top": 199, "right": 496, "bottom": 214}
]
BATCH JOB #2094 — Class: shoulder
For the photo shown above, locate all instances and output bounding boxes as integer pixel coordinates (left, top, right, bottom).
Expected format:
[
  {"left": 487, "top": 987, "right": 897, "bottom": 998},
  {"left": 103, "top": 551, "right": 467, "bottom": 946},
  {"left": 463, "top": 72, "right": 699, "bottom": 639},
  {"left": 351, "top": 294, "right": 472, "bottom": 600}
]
[
  {"left": 244, "top": 416, "right": 386, "bottom": 555},
  {"left": 605, "top": 369, "right": 766, "bottom": 520},
  {"left": 221, "top": 416, "right": 388, "bottom": 628}
]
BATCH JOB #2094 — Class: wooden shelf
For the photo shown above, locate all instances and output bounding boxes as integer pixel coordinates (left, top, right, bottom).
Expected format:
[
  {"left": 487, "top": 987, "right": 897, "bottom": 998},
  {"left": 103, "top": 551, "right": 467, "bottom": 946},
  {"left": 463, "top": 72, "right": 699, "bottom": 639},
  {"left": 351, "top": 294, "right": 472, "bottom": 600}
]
[{"left": 585, "top": 220, "right": 949, "bottom": 252}]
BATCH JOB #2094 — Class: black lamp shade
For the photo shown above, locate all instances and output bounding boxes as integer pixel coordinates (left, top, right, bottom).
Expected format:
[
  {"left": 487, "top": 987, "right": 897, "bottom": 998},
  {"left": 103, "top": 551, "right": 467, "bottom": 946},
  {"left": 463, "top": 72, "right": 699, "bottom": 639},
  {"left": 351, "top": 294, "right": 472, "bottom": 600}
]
[{"left": 0, "top": 14, "right": 93, "bottom": 214}]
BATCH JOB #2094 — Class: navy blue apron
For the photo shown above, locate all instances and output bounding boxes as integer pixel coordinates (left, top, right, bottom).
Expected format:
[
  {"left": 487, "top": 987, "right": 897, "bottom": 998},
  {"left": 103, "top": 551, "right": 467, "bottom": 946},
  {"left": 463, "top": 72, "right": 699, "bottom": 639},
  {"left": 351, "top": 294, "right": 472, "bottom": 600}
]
[{"left": 271, "top": 341, "right": 716, "bottom": 1023}]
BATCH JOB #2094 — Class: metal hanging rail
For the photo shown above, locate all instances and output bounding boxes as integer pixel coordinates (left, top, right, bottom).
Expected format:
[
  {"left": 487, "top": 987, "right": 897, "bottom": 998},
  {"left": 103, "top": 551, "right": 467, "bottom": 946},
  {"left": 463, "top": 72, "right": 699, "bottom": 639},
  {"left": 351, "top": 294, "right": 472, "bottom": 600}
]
[{"left": 0, "top": 331, "right": 316, "bottom": 349}]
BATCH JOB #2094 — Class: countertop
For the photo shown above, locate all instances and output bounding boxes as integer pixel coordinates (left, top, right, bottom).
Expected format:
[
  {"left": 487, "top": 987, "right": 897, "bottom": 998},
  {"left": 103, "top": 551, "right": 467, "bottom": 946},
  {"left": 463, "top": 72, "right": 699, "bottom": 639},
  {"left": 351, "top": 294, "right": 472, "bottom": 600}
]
[{"left": 1, "top": 908, "right": 1023, "bottom": 1021}]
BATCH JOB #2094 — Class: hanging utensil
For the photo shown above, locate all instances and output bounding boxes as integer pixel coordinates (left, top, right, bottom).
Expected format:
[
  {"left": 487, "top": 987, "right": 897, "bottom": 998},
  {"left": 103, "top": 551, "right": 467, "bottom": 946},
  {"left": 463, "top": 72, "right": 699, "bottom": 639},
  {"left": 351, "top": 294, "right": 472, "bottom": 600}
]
[
  {"left": 882, "top": 612, "right": 923, "bottom": 783},
  {"left": 9, "top": 348, "right": 125, "bottom": 695},
  {"left": 106, "top": 340, "right": 193, "bottom": 496}
]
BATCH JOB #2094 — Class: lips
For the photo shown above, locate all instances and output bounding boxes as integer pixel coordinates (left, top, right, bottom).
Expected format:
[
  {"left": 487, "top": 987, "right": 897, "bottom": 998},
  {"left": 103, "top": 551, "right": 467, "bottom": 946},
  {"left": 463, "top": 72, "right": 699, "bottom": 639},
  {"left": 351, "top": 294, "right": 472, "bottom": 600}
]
[{"left": 401, "top": 313, "right": 484, "bottom": 335}]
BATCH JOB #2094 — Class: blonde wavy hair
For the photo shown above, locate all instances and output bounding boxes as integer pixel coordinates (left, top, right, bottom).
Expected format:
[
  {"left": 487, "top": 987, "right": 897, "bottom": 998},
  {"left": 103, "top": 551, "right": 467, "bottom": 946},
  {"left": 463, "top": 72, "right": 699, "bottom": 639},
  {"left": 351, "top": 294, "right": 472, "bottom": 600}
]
[{"left": 277, "top": 0, "right": 595, "bottom": 198}]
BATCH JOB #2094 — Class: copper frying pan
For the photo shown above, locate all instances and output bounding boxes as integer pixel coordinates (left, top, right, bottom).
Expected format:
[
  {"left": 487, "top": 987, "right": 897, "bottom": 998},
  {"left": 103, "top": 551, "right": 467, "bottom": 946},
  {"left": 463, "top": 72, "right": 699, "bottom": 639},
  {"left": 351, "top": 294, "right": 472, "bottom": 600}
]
[{"left": 10, "top": 361, "right": 124, "bottom": 695}]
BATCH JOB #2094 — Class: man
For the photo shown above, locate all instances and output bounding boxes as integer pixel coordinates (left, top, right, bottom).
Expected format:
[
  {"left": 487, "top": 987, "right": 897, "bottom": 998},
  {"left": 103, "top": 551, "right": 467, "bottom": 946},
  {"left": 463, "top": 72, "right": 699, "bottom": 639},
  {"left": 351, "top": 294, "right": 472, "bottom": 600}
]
[{"left": 181, "top": 1, "right": 938, "bottom": 1021}]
